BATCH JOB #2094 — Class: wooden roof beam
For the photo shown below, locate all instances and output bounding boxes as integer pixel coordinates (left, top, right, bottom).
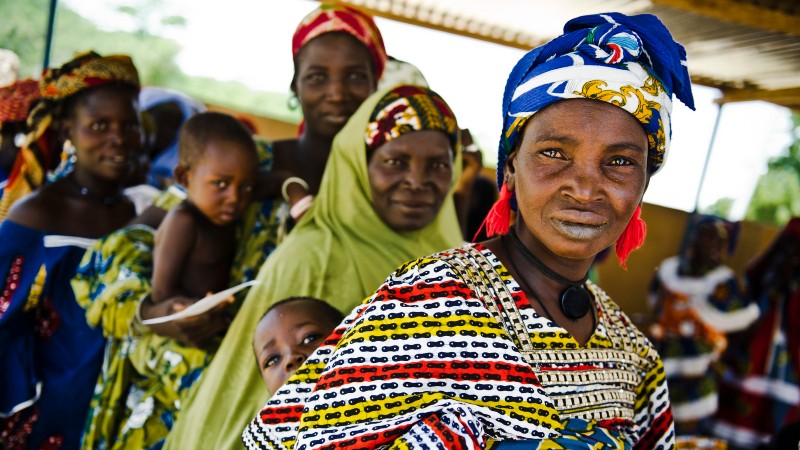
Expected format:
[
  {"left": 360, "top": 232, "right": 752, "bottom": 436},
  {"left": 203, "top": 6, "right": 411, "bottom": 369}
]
[
  {"left": 652, "top": 0, "right": 800, "bottom": 37},
  {"left": 717, "top": 86, "right": 800, "bottom": 110}
]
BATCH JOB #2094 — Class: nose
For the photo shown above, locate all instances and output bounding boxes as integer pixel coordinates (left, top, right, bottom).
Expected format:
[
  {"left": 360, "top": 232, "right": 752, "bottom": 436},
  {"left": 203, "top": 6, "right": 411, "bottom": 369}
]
[
  {"left": 223, "top": 185, "right": 240, "bottom": 205},
  {"left": 284, "top": 349, "right": 306, "bottom": 373},
  {"left": 109, "top": 124, "right": 125, "bottom": 146},
  {"left": 563, "top": 160, "right": 603, "bottom": 203},
  {"left": 325, "top": 76, "right": 347, "bottom": 101},
  {"left": 402, "top": 162, "right": 428, "bottom": 191}
]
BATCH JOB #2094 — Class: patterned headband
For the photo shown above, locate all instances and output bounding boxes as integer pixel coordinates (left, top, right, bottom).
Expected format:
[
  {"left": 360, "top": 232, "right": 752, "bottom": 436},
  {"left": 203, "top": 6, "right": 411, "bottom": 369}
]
[
  {"left": 365, "top": 85, "right": 458, "bottom": 152},
  {"left": 498, "top": 12, "right": 695, "bottom": 189},
  {"left": 292, "top": 2, "right": 387, "bottom": 80}
]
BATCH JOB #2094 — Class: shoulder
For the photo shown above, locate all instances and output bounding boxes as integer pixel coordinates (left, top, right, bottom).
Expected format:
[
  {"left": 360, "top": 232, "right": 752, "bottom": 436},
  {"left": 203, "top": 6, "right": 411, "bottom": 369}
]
[
  {"left": 6, "top": 184, "right": 66, "bottom": 231},
  {"left": 161, "top": 203, "right": 198, "bottom": 227},
  {"left": 157, "top": 203, "right": 199, "bottom": 239}
]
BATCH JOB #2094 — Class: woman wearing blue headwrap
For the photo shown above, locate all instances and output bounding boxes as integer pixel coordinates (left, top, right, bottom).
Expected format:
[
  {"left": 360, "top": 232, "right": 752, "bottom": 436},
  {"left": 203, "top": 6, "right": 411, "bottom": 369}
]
[{"left": 242, "top": 12, "right": 693, "bottom": 449}]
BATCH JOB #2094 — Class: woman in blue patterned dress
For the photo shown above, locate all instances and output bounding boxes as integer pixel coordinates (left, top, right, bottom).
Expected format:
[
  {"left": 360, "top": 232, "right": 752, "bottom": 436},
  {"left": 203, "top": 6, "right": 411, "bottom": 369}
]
[{"left": 0, "top": 51, "right": 141, "bottom": 450}]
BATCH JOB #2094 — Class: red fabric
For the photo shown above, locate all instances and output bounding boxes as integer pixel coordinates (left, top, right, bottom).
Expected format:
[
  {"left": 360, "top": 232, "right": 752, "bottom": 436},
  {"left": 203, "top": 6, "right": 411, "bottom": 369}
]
[
  {"left": 292, "top": 2, "right": 387, "bottom": 79},
  {"left": 475, "top": 183, "right": 512, "bottom": 239},
  {"left": 0, "top": 79, "right": 40, "bottom": 126},
  {"left": 615, "top": 205, "right": 646, "bottom": 269}
]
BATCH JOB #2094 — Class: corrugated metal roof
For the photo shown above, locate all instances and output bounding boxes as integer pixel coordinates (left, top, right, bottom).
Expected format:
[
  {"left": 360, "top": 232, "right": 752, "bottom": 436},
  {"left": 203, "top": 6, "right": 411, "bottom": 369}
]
[{"left": 332, "top": 0, "right": 800, "bottom": 109}]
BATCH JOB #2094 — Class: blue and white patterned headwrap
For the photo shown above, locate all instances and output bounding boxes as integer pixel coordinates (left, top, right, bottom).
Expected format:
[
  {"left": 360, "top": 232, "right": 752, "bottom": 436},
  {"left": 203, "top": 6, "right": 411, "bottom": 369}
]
[{"left": 498, "top": 12, "right": 695, "bottom": 191}]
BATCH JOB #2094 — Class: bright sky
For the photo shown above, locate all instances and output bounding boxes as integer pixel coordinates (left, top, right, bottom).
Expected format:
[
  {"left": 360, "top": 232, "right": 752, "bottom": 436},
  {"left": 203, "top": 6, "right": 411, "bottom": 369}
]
[{"left": 65, "top": 0, "right": 793, "bottom": 220}]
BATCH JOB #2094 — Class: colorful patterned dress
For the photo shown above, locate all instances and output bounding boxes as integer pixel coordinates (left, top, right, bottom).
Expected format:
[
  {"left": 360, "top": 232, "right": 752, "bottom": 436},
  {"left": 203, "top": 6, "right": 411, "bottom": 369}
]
[
  {"left": 713, "top": 220, "right": 800, "bottom": 447},
  {"left": 72, "top": 139, "right": 285, "bottom": 450},
  {"left": 648, "top": 256, "right": 758, "bottom": 434},
  {"left": 243, "top": 244, "right": 675, "bottom": 449},
  {"left": 0, "top": 221, "right": 104, "bottom": 450}
]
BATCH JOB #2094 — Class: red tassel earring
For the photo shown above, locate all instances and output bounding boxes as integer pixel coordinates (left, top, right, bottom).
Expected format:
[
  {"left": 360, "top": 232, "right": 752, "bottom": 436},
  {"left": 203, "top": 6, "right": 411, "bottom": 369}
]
[
  {"left": 474, "top": 182, "right": 513, "bottom": 241},
  {"left": 616, "top": 205, "right": 647, "bottom": 270}
]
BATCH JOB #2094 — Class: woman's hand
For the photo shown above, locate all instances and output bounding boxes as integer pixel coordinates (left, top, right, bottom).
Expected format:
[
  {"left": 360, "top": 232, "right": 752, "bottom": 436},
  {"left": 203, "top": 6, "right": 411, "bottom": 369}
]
[{"left": 140, "top": 295, "right": 232, "bottom": 348}]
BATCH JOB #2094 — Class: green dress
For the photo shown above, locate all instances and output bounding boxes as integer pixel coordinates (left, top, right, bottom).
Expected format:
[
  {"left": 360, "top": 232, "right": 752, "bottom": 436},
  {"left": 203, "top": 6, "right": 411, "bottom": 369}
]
[{"left": 162, "top": 86, "right": 465, "bottom": 450}]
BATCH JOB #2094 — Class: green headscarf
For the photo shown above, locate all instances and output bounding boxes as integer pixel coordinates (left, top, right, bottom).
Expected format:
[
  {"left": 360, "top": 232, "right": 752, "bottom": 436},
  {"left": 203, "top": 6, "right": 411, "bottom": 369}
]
[{"left": 163, "top": 85, "right": 463, "bottom": 450}]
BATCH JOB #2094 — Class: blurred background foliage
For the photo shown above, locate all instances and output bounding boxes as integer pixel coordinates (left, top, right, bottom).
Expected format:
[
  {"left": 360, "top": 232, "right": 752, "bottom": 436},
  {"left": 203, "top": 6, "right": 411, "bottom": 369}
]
[{"left": 0, "top": 0, "right": 301, "bottom": 124}]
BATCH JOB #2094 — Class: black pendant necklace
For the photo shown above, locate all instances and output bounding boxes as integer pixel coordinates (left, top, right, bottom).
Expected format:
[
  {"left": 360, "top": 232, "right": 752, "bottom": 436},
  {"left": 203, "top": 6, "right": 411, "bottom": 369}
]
[
  {"left": 69, "top": 174, "right": 123, "bottom": 206},
  {"left": 505, "top": 229, "right": 592, "bottom": 321}
]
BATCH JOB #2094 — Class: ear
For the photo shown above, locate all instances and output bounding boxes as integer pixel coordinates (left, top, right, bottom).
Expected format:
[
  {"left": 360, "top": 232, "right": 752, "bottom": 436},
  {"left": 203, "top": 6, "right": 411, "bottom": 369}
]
[
  {"left": 173, "top": 165, "right": 189, "bottom": 187},
  {"left": 504, "top": 150, "right": 518, "bottom": 193},
  {"left": 60, "top": 118, "right": 74, "bottom": 143}
]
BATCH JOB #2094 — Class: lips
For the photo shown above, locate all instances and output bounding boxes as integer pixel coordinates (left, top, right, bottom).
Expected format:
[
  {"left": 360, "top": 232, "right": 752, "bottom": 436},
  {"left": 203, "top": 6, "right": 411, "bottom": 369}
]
[
  {"left": 102, "top": 154, "right": 129, "bottom": 168},
  {"left": 549, "top": 209, "right": 609, "bottom": 240}
]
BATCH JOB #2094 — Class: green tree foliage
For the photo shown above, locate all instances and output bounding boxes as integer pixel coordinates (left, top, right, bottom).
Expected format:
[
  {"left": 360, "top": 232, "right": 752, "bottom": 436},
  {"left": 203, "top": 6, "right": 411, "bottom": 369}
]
[
  {"left": 745, "top": 112, "right": 800, "bottom": 226},
  {"left": 702, "top": 197, "right": 735, "bottom": 219},
  {"left": 0, "top": 0, "right": 300, "bottom": 123}
]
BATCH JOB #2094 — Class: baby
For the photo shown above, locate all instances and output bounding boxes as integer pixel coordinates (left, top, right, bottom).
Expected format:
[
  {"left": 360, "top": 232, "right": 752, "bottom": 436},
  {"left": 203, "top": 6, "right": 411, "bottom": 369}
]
[
  {"left": 151, "top": 111, "right": 258, "bottom": 310},
  {"left": 253, "top": 297, "right": 344, "bottom": 393}
]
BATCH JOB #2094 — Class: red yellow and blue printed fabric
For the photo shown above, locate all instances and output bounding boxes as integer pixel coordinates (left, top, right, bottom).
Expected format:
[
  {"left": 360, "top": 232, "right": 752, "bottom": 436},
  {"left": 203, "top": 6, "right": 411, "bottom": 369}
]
[
  {"left": 243, "top": 244, "right": 674, "bottom": 449},
  {"left": 365, "top": 85, "right": 458, "bottom": 152},
  {"left": 498, "top": 12, "right": 694, "bottom": 196}
]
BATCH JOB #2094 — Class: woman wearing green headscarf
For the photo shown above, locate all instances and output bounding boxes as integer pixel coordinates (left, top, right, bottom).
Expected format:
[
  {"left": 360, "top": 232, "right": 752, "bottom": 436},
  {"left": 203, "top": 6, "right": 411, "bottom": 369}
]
[{"left": 164, "top": 85, "right": 463, "bottom": 450}]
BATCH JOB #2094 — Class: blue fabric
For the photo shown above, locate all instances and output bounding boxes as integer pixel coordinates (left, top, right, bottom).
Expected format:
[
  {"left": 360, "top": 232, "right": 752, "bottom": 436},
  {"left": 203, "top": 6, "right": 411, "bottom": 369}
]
[
  {"left": 0, "top": 221, "right": 105, "bottom": 449},
  {"left": 139, "top": 87, "right": 206, "bottom": 187},
  {"left": 497, "top": 12, "right": 695, "bottom": 194}
]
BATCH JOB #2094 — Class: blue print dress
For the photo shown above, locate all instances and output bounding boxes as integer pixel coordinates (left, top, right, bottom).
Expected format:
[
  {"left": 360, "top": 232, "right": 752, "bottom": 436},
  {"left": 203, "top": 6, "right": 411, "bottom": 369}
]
[{"left": 0, "top": 220, "right": 104, "bottom": 449}]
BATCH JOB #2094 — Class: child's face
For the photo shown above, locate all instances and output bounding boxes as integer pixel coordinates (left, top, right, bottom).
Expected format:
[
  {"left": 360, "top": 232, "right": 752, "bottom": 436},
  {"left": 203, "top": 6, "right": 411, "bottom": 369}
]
[
  {"left": 253, "top": 300, "right": 336, "bottom": 393},
  {"left": 181, "top": 139, "right": 257, "bottom": 226}
]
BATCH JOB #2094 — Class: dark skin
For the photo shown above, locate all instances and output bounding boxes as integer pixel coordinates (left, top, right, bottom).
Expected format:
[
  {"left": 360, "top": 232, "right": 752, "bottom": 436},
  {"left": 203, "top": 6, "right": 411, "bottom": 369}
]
[
  {"left": 7, "top": 85, "right": 140, "bottom": 237},
  {"left": 265, "top": 32, "right": 378, "bottom": 201},
  {"left": 144, "top": 203, "right": 236, "bottom": 348},
  {"left": 144, "top": 139, "right": 257, "bottom": 347},
  {"left": 484, "top": 99, "right": 649, "bottom": 345},
  {"left": 131, "top": 32, "right": 379, "bottom": 230}
]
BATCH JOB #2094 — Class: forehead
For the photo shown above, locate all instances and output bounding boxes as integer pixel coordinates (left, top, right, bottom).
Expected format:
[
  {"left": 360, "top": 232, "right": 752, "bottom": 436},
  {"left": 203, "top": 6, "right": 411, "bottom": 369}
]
[
  {"left": 522, "top": 98, "right": 646, "bottom": 142},
  {"left": 296, "top": 32, "right": 372, "bottom": 69},
  {"left": 72, "top": 85, "right": 138, "bottom": 116},
  {"left": 193, "top": 139, "right": 257, "bottom": 168}
]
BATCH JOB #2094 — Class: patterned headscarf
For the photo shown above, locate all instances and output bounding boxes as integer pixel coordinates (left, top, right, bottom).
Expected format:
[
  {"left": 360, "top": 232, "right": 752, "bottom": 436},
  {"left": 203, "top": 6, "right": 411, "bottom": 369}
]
[
  {"left": 292, "top": 2, "right": 387, "bottom": 80},
  {"left": 365, "top": 85, "right": 458, "bottom": 152},
  {"left": 498, "top": 12, "right": 695, "bottom": 188},
  {"left": 0, "top": 51, "right": 139, "bottom": 221},
  {"left": 0, "top": 79, "right": 40, "bottom": 127}
]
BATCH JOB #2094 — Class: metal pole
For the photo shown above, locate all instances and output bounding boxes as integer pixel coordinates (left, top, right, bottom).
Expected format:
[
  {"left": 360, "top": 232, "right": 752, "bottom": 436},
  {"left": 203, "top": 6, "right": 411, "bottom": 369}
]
[
  {"left": 693, "top": 103, "right": 724, "bottom": 213},
  {"left": 42, "top": 0, "right": 58, "bottom": 69}
]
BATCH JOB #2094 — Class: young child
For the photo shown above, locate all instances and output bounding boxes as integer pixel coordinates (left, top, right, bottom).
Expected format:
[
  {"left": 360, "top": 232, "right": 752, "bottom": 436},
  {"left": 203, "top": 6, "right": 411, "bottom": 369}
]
[
  {"left": 151, "top": 111, "right": 258, "bottom": 310},
  {"left": 253, "top": 297, "right": 344, "bottom": 393}
]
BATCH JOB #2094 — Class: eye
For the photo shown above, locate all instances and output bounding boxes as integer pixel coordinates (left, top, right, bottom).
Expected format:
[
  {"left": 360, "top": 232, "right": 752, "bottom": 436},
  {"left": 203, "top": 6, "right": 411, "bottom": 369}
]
[
  {"left": 301, "top": 333, "right": 322, "bottom": 346},
  {"left": 430, "top": 160, "right": 451, "bottom": 171},
  {"left": 241, "top": 183, "right": 254, "bottom": 194},
  {"left": 540, "top": 149, "right": 564, "bottom": 159},
  {"left": 384, "top": 158, "right": 404, "bottom": 168},
  {"left": 609, "top": 156, "right": 634, "bottom": 166},
  {"left": 263, "top": 354, "right": 279, "bottom": 369},
  {"left": 212, "top": 180, "right": 229, "bottom": 189},
  {"left": 125, "top": 121, "right": 141, "bottom": 132},
  {"left": 347, "top": 71, "right": 369, "bottom": 82},
  {"left": 89, "top": 121, "right": 108, "bottom": 132},
  {"left": 303, "top": 72, "right": 325, "bottom": 84}
]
